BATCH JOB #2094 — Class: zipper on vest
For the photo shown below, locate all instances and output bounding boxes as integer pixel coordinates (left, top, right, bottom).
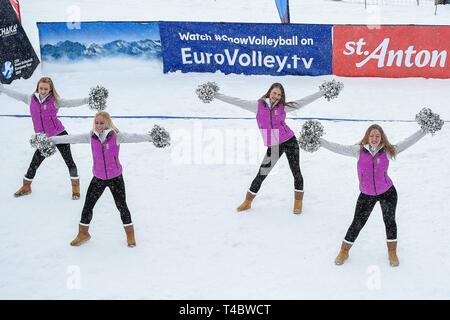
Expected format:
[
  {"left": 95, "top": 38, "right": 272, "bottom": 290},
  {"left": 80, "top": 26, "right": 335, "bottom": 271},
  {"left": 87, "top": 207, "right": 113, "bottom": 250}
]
[
  {"left": 101, "top": 143, "right": 108, "bottom": 179},
  {"left": 269, "top": 108, "right": 273, "bottom": 128},
  {"left": 114, "top": 156, "right": 119, "bottom": 169},
  {"left": 269, "top": 107, "right": 276, "bottom": 144},
  {"left": 39, "top": 107, "right": 45, "bottom": 133},
  {"left": 372, "top": 157, "right": 377, "bottom": 195}
]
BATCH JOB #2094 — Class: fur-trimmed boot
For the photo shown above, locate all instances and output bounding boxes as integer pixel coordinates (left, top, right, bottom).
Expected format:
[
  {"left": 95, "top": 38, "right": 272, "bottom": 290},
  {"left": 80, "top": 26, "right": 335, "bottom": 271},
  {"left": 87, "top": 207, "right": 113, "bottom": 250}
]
[
  {"left": 14, "top": 178, "right": 32, "bottom": 197},
  {"left": 124, "top": 224, "right": 136, "bottom": 247},
  {"left": 70, "top": 224, "right": 91, "bottom": 246},
  {"left": 237, "top": 191, "right": 256, "bottom": 212},
  {"left": 335, "top": 241, "right": 353, "bottom": 265},
  {"left": 387, "top": 241, "right": 400, "bottom": 267},
  {"left": 71, "top": 178, "right": 80, "bottom": 200},
  {"left": 293, "top": 190, "right": 304, "bottom": 214}
]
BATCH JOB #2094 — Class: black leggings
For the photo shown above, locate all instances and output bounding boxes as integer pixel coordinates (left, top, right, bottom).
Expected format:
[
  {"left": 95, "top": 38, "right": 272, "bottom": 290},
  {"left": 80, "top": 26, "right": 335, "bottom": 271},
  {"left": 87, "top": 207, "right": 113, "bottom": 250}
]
[
  {"left": 80, "top": 175, "right": 132, "bottom": 225},
  {"left": 344, "top": 186, "right": 398, "bottom": 243},
  {"left": 249, "top": 136, "right": 303, "bottom": 194},
  {"left": 25, "top": 131, "right": 78, "bottom": 179}
]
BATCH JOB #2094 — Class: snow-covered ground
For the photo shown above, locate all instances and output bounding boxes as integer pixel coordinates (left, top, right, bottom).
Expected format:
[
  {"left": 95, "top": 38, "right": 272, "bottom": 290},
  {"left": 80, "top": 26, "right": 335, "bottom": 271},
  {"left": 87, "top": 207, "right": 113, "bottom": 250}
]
[{"left": 0, "top": 0, "right": 449, "bottom": 299}]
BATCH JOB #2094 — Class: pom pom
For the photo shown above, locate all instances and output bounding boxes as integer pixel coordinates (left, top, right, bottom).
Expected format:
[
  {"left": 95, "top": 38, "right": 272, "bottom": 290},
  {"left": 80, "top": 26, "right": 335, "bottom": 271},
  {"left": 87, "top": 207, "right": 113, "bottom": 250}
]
[
  {"left": 415, "top": 107, "right": 444, "bottom": 134},
  {"left": 149, "top": 125, "right": 171, "bottom": 148},
  {"left": 30, "top": 133, "right": 56, "bottom": 157},
  {"left": 88, "top": 85, "right": 109, "bottom": 111},
  {"left": 298, "top": 120, "right": 325, "bottom": 153},
  {"left": 319, "top": 79, "right": 344, "bottom": 101},
  {"left": 196, "top": 82, "right": 219, "bottom": 103}
]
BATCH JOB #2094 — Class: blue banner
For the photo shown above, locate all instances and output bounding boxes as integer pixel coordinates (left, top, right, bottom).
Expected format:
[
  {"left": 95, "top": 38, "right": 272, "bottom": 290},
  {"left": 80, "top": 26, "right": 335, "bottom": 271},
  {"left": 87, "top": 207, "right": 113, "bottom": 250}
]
[
  {"left": 275, "top": 0, "right": 290, "bottom": 24},
  {"left": 159, "top": 22, "right": 332, "bottom": 76}
]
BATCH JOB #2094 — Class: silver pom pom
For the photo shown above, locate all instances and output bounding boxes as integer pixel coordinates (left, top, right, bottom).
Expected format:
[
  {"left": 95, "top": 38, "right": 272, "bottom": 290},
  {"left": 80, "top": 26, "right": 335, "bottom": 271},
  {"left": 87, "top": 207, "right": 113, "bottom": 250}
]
[
  {"left": 196, "top": 82, "right": 220, "bottom": 103},
  {"left": 415, "top": 107, "right": 444, "bottom": 135},
  {"left": 298, "top": 120, "right": 325, "bottom": 153},
  {"left": 88, "top": 85, "right": 109, "bottom": 111},
  {"left": 149, "top": 125, "right": 171, "bottom": 148},
  {"left": 319, "top": 79, "right": 344, "bottom": 101},
  {"left": 30, "top": 133, "right": 56, "bottom": 157}
]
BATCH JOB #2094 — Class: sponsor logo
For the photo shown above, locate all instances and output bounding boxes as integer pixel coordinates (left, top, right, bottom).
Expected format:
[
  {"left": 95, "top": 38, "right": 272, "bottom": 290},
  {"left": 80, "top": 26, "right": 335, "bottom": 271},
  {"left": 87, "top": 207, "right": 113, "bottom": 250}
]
[
  {"left": 0, "top": 24, "right": 18, "bottom": 37},
  {"left": 343, "top": 38, "right": 447, "bottom": 68},
  {"left": 333, "top": 25, "right": 450, "bottom": 78},
  {"left": 180, "top": 48, "right": 314, "bottom": 72},
  {"left": 1, "top": 61, "right": 14, "bottom": 79}
]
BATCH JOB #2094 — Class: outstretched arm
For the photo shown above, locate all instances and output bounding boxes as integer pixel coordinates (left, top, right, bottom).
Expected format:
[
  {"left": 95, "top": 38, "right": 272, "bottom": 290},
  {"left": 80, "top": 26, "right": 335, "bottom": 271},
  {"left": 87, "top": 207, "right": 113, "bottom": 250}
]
[
  {"left": 319, "top": 138, "right": 360, "bottom": 158},
  {"left": 214, "top": 93, "right": 258, "bottom": 114},
  {"left": 50, "top": 133, "right": 154, "bottom": 145},
  {"left": 285, "top": 91, "right": 324, "bottom": 113},
  {"left": 117, "top": 133, "right": 152, "bottom": 144},
  {"left": 0, "top": 85, "right": 31, "bottom": 105},
  {"left": 394, "top": 130, "right": 426, "bottom": 154},
  {"left": 58, "top": 97, "right": 89, "bottom": 108},
  {"left": 49, "top": 134, "right": 90, "bottom": 144}
]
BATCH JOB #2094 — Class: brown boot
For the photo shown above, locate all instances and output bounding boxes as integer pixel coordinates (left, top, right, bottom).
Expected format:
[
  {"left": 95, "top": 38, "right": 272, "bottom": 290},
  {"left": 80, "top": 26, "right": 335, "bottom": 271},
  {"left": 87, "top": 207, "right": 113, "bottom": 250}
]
[
  {"left": 237, "top": 191, "right": 256, "bottom": 212},
  {"left": 70, "top": 224, "right": 91, "bottom": 246},
  {"left": 124, "top": 224, "right": 136, "bottom": 247},
  {"left": 14, "top": 178, "right": 32, "bottom": 197},
  {"left": 293, "top": 190, "right": 304, "bottom": 214},
  {"left": 387, "top": 241, "right": 400, "bottom": 267},
  {"left": 71, "top": 178, "right": 80, "bottom": 200},
  {"left": 335, "top": 241, "right": 353, "bottom": 265}
]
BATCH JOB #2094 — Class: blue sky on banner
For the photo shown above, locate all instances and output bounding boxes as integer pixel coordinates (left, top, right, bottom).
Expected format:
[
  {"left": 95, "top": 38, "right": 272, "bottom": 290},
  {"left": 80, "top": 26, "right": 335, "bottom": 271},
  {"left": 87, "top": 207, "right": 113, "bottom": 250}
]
[
  {"left": 37, "top": 22, "right": 160, "bottom": 45},
  {"left": 37, "top": 22, "right": 161, "bottom": 62}
]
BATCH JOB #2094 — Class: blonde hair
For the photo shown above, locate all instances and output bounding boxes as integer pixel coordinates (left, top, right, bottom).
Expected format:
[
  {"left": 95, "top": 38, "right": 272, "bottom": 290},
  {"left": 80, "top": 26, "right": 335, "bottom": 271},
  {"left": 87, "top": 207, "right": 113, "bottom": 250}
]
[
  {"left": 93, "top": 111, "right": 119, "bottom": 133},
  {"left": 35, "top": 77, "right": 60, "bottom": 108},
  {"left": 360, "top": 124, "right": 396, "bottom": 159}
]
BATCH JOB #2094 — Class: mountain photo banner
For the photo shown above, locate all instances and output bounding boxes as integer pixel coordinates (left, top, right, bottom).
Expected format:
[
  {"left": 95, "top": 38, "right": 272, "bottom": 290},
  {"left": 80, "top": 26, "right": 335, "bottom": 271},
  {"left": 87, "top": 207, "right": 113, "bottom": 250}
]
[{"left": 36, "top": 21, "right": 162, "bottom": 63}]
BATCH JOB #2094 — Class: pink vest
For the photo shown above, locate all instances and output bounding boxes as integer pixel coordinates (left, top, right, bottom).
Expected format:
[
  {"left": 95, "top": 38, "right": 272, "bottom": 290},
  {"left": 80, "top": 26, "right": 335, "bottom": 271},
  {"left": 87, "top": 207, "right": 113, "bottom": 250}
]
[
  {"left": 29, "top": 95, "right": 65, "bottom": 137},
  {"left": 91, "top": 131, "right": 123, "bottom": 180},
  {"left": 357, "top": 147, "right": 394, "bottom": 196},
  {"left": 256, "top": 100, "right": 294, "bottom": 146}
]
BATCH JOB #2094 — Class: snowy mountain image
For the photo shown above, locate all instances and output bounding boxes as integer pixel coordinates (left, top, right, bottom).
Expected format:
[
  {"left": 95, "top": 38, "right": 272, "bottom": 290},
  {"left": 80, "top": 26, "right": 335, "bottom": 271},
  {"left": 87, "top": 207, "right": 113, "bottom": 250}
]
[{"left": 41, "top": 39, "right": 162, "bottom": 61}]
